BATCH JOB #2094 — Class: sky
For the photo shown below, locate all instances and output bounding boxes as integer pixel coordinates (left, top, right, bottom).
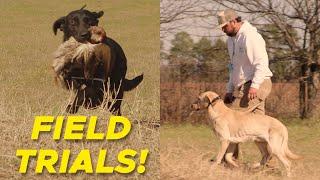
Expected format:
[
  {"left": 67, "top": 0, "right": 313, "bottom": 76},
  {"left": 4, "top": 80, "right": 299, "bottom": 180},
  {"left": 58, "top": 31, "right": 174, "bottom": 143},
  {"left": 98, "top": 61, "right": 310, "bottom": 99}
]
[{"left": 160, "top": 0, "right": 248, "bottom": 52}]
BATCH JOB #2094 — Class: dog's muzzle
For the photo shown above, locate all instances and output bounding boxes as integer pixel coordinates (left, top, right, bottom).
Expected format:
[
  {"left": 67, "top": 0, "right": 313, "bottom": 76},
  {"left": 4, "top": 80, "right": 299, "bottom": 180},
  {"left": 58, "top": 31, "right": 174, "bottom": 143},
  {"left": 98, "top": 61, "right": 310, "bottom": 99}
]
[{"left": 191, "top": 103, "right": 200, "bottom": 111}]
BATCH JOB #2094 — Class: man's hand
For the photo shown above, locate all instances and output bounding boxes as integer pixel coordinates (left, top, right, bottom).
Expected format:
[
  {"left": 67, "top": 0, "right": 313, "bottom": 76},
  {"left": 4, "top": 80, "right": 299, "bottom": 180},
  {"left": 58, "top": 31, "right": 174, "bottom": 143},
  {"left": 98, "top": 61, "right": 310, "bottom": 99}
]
[
  {"left": 224, "top": 93, "right": 234, "bottom": 104},
  {"left": 248, "top": 87, "right": 258, "bottom": 100}
]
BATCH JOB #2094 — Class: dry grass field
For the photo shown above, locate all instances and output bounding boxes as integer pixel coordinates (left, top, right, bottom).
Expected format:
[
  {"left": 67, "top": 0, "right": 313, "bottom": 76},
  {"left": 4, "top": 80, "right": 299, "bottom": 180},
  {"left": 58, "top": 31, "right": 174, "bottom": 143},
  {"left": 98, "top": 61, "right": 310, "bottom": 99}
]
[
  {"left": 0, "top": 0, "right": 159, "bottom": 179},
  {"left": 161, "top": 119, "right": 320, "bottom": 180}
]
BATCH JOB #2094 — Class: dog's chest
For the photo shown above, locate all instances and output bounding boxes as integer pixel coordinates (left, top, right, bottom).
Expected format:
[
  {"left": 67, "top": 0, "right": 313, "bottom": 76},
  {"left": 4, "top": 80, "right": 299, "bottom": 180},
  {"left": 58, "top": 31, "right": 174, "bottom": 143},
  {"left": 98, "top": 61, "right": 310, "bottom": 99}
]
[{"left": 210, "top": 119, "right": 228, "bottom": 139}]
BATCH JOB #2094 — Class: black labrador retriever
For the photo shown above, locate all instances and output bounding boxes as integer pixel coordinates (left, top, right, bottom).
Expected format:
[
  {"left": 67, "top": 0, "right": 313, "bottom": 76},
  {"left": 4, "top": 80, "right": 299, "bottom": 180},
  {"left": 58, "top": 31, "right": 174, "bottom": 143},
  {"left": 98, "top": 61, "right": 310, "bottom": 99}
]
[{"left": 53, "top": 7, "right": 143, "bottom": 115}]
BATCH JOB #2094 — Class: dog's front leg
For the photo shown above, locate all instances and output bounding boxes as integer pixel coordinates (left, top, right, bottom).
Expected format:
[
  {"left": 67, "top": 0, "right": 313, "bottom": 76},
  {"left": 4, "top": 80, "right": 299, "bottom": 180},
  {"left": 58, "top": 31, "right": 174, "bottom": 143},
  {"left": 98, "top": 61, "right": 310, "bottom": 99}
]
[
  {"left": 214, "top": 140, "right": 230, "bottom": 165},
  {"left": 66, "top": 89, "right": 81, "bottom": 114}
]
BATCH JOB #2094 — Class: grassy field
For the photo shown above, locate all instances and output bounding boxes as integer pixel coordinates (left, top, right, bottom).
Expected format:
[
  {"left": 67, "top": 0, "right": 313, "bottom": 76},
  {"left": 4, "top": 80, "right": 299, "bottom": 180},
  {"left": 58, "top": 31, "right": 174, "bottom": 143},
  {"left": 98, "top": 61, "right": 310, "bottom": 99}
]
[
  {"left": 0, "top": 0, "right": 159, "bottom": 179},
  {"left": 161, "top": 118, "right": 320, "bottom": 179}
]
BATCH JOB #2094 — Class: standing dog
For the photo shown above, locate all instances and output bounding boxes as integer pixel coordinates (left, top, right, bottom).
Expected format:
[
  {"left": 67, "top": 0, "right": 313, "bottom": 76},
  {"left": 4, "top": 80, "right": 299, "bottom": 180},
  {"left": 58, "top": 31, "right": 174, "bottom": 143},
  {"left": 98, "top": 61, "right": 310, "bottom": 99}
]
[
  {"left": 192, "top": 91, "right": 301, "bottom": 176},
  {"left": 53, "top": 7, "right": 143, "bottom": 115}
]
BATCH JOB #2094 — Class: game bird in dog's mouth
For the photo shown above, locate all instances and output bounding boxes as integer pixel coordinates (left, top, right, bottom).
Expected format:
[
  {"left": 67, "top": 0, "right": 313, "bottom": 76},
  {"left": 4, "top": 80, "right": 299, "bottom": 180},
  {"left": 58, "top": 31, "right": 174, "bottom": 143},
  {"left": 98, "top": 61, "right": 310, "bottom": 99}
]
[
  {"left": 53, "top": 26, "right": 111, "bottom": 81},
  {"left": 192, "top": 91, "right": 302, "bottom": 177}
]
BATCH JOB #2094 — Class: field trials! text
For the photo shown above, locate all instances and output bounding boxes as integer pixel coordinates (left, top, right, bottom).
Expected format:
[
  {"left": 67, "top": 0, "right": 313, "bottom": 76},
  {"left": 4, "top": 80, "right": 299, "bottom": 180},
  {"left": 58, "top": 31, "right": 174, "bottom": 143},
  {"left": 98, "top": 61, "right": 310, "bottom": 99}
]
[{"left": 16, "top": 116, "right": 149, "bottom": 174}]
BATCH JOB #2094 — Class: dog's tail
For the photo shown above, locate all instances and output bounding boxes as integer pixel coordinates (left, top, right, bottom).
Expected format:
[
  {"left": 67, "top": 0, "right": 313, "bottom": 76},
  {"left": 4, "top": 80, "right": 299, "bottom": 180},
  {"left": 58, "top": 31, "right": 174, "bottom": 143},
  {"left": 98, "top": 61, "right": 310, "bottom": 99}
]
[
  {"left": 123, "top": 74, "right": 143, "bottom": 91},
  {"left": 282, "top": 126, "right": 303, "bottom": 160},
  {"left": 285, "top": 146, "right": 303, "bottom": 160}
]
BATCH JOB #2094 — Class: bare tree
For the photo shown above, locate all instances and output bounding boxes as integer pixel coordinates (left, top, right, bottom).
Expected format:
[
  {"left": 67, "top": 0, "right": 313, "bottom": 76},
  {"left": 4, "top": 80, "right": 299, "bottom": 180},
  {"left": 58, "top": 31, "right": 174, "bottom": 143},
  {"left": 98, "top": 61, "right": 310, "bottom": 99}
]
[
  {"left": 211, "top": 0, "right": 320, "bottom": 118},
  {"left": 160, "top": 0, "right": 216, "bottom": 38}
]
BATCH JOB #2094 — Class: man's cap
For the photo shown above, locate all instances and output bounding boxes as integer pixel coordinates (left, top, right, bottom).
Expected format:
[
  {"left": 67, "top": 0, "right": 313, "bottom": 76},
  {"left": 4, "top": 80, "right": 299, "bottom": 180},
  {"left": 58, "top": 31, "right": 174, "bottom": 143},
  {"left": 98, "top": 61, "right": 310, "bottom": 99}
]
[{"left": 217, "top": 9, "right": 238, "bottom": 29}]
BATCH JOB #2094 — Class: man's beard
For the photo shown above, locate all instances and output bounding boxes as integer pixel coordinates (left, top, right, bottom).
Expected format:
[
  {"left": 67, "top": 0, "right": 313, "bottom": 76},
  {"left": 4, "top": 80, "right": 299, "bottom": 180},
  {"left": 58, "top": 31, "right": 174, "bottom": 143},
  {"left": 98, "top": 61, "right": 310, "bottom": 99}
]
[
  {"left": 226, "top": 27, "right": 237, "bottom": 37},
  {"left": 226, "top": 31, "right": 237, "bottom": 37}
]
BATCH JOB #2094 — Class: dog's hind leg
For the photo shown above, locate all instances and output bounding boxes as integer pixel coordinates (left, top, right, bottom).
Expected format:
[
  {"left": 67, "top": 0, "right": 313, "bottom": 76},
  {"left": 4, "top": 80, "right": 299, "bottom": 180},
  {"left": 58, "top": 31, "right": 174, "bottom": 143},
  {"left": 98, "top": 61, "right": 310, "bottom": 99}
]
[
  {"left": 253, "top": 141, "right": 271, "bottom": 168},
  {"left": 269, "top": 133, "right": 292, "bottom": 176},
  {"left": 106, "top": 79, "right": 124, "bottom": 115},
  {"left": 109, "top": 89, "right": 123, "bottom": 116},
  {"left": 275, "top": 153, "right": 291, "bottom": 177}
]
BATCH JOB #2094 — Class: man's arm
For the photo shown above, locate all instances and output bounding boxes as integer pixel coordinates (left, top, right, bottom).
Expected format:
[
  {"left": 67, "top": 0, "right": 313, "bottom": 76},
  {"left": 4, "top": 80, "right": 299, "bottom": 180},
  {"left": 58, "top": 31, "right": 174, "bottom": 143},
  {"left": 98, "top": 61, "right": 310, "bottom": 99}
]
[{"left": 245, "top": 33, "right": 270, "bottom": 89}]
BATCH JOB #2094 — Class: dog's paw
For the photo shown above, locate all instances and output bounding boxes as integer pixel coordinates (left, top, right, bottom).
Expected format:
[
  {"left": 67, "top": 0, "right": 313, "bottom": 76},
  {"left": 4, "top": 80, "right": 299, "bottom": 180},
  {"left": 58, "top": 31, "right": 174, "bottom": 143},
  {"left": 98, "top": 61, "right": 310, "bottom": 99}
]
[
  {"left": 286, "top": 171, "right": 292, "bottom": 177},
  {"left": 210, "top": 163, "right": 218, "bottom": 171},
  {"left": 251, "top": 162, "right": 261, "bottom": 169},
  {"left": 212, "top": 161, "right": 223, "bottom": 168}
]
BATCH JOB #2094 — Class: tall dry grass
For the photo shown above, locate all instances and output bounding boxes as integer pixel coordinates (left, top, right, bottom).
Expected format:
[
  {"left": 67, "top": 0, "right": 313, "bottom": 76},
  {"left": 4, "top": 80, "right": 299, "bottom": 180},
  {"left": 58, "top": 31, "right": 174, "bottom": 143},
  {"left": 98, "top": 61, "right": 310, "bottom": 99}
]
[
  {"left": 161, "top": 82, "right": 307, "bottom": 124},
  {"left": 0, "top": 0, "right": 159, "bottom": 179}
]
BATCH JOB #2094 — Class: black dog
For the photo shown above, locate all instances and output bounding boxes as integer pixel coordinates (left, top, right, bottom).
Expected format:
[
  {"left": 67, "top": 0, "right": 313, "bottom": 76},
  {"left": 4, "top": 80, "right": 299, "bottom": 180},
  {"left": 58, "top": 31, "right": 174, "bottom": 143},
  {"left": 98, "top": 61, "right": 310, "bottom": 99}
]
[{"left": 53, "top": 7, "right": 143, "bottom": 115}]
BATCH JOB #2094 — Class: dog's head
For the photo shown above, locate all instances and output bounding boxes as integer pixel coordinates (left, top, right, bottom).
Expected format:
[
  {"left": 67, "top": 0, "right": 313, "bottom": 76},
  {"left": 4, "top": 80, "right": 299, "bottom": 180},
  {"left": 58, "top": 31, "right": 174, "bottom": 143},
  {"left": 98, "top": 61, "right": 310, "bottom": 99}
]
[
  {"left": 191, "top": 91, "right": 221, "bottom": 111},
  {"left": 53, "top": 6, "right": 104, "bottom": 42}
]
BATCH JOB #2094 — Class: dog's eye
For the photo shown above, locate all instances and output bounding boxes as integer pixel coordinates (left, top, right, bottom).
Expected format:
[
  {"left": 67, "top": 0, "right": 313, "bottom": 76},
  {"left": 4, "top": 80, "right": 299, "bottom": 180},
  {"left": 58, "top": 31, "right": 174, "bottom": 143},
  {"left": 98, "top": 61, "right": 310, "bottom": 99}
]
[
  {"left": 69, "top": 17, "right": 78, "bottom": 26},
  {"left": 90, "top": 20, "right": 98, "bottom": 26},
  {"left": 70, "top": 19, "right": 76, "bottom": 25}
]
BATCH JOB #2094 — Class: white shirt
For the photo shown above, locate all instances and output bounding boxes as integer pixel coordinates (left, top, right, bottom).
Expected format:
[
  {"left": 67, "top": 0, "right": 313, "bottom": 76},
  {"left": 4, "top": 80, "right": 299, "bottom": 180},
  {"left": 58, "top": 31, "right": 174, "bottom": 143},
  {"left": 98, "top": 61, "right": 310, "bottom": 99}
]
[{"left": 226, "top": 21, "right": 273, "bottom": 93}]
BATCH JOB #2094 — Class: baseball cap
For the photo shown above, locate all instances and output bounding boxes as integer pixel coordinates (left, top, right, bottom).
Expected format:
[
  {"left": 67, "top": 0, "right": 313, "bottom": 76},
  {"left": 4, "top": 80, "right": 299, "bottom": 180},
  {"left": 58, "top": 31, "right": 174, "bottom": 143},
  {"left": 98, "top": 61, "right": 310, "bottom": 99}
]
[{"left": 217, "top": 9, "right": 238, "bottom": 29}]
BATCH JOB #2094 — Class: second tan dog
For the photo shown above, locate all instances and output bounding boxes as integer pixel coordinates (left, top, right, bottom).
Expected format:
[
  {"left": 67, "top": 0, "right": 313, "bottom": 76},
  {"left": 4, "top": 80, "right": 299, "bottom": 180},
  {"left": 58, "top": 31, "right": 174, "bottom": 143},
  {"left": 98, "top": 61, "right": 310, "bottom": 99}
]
[{"left": 192, "top": 91, "right": 301, "bottom": 176}]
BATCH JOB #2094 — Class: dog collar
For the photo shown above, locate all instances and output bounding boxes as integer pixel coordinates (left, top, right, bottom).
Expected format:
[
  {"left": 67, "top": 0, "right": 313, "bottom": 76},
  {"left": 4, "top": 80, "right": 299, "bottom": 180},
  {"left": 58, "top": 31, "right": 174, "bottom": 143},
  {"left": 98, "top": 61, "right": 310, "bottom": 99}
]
[{"left": 208, "top": 96, "right": 221, "bottom": 107}]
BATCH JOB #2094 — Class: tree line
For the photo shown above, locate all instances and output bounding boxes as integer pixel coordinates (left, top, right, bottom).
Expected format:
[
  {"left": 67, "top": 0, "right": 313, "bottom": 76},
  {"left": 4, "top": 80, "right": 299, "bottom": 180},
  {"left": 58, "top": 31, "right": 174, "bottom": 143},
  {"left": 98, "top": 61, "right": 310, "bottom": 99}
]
[{"left": 161, "top": 30, "right": 300, "bottom": 83}]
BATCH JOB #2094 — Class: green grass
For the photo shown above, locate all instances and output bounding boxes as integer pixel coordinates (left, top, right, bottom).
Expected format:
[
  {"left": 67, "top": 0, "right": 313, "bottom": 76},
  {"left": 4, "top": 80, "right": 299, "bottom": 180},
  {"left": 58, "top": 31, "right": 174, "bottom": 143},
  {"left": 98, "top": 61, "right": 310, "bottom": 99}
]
[
  {"left": 0, "top": 0, "right": 159, "bottom": 179},
  {"left": 161, "top": 119, "right": 320, "bottom": 179}
]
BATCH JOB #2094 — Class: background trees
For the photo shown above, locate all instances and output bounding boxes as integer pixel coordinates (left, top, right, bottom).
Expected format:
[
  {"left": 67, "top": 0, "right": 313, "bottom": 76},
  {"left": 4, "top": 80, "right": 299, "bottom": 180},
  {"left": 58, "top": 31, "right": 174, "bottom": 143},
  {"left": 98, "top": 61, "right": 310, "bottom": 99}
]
[{"left": 161, "top": 31, "right": 229, "bottom": 82}]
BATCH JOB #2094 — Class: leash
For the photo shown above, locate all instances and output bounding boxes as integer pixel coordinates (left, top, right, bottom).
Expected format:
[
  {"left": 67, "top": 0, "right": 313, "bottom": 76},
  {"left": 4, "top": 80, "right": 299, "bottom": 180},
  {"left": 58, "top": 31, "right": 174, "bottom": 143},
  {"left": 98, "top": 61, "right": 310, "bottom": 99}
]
[
  {"left": 208, "top": 96, "right": 221, "bottom": 107},
  {"left": 71, "top": 76, "right": 105, "bottom": 83},
  {"left": 68, "top": 76, "right": 106, "bottom": 90}
]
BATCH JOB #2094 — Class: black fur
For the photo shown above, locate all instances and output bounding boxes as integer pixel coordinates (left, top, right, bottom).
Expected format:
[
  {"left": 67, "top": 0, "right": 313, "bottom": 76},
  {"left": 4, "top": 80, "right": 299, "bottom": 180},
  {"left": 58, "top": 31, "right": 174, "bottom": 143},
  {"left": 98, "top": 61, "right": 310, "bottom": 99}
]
[{"left": 53, "top": 8, "right": 143, "bottom": 115}]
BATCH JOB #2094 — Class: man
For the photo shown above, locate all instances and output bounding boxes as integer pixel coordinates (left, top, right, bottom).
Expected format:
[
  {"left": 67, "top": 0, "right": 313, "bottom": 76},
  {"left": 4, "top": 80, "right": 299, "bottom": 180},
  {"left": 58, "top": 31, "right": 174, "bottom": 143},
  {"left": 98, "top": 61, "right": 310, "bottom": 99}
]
[{"left": 217, "top": 9, "right": 273, "bottom": 163}]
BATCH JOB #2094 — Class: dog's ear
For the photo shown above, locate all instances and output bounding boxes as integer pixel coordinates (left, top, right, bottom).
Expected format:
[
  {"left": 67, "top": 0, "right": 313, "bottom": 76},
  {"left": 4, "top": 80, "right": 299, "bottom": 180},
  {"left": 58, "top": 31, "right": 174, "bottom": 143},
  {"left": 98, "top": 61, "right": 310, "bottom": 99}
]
[
  {"left": 53, "top": 16, "right": 66, "bottom": 35},
  {"left": 80, "top": 4, "right": 87, "bottom": 10},
  {"left": 93, "top": 11, "right": 104, "bottom": 18}
]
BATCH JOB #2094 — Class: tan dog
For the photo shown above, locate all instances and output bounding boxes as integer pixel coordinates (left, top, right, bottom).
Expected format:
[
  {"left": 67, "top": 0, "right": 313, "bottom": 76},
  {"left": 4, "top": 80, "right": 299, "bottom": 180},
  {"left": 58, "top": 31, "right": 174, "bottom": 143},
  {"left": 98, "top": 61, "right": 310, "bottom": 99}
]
[{"left": 192, "top": 91, "right": 301, "bottom": 176}]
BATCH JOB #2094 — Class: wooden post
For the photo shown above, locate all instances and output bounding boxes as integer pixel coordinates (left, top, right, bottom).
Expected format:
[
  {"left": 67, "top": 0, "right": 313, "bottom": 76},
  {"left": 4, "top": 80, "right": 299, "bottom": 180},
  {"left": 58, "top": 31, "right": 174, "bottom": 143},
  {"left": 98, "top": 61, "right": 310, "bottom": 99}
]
[{"left": 300, "top": 63, "right": 309, "bottom": 119}]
